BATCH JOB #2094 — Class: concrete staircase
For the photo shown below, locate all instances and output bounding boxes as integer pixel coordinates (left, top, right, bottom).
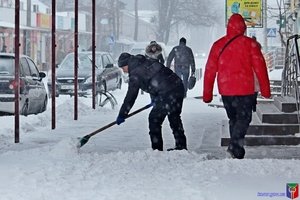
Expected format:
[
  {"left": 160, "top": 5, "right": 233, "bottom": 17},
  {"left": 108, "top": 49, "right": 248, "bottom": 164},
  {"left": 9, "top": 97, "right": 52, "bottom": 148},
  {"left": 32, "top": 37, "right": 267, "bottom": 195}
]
[{"left": 221, "top": 96, "right": 300, "bottom": 146}]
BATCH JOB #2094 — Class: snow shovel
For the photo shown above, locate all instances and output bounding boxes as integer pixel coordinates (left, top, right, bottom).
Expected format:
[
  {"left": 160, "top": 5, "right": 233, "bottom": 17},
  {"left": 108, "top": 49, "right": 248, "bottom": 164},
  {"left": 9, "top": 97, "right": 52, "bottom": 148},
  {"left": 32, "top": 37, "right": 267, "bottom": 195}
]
[{"left": 77, "top": 103, "right": 153, "bottom": 148}]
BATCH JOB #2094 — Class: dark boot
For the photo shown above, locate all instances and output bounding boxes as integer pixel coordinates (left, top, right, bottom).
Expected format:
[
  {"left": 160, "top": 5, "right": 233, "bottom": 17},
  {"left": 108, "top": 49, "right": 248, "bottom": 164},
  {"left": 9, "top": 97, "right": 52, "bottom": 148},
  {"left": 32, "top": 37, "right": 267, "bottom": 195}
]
[
  {"left": 227, "top": 142, "right": 245, "bottom": 159},
  {"left": 167, "top": 144, "right": 187, "bottom": 151},
  {"left": 150, "top": 135, "right": 163, "bottom": 151}
]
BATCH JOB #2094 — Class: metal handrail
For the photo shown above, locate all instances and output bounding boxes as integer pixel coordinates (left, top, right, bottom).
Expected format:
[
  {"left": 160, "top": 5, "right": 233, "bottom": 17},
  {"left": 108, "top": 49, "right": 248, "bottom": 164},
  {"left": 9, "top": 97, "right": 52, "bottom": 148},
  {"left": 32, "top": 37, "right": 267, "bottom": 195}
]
[
  {"left": 281, "top": 34, "right": 300, "bottom": 97},
  {"left": 281, "top": 34, "right": 300, "bottom": 125}
]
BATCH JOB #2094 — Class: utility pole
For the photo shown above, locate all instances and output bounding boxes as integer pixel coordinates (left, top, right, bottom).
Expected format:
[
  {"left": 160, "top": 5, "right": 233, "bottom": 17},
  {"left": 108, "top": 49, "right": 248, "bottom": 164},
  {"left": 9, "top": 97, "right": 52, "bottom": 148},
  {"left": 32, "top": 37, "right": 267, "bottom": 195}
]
[
  {"left": 25, "top": 0, "right": 32, "bottom": 56},
  {"left": 263, "top": 0, "right": 268, "bottom": 52}
]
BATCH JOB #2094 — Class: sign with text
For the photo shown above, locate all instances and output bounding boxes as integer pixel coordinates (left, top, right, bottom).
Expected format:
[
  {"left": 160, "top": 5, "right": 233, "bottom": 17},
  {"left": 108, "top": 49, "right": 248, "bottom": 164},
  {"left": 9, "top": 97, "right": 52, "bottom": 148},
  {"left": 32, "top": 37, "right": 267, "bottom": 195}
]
[{"left": 226, "top": 0, "right": 263, "bottom": 28}]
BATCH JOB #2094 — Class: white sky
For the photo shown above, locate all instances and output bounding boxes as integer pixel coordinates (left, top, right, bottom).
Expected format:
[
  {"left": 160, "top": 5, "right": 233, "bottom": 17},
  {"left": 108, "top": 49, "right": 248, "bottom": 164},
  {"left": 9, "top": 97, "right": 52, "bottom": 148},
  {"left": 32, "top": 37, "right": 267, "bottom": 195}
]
[{"left": 0, "top": 59, "right": 300, "bottom": 200}]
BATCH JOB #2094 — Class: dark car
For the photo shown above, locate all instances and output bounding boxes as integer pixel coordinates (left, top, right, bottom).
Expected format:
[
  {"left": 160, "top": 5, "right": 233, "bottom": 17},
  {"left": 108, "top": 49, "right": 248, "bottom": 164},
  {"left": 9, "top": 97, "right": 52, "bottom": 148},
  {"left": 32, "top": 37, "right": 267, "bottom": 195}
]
[
  {"left": 0, "top": 53, "right": 48, "bottom": 116},
  {"left": 56, "top": 51, "right": 123, "bottom": 96}
]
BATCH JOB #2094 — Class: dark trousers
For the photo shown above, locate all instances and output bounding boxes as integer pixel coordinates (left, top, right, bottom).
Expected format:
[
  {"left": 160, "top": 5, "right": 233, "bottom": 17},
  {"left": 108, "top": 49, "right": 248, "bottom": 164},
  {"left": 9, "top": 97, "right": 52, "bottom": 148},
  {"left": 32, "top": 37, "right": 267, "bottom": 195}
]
[
  {"left": 174, "top": 65, "right": 190, "bottom": 97},
  {"left": 149, "top": 84, "right": 186, "bottom": 150},
  {"left": 222, "top": 94, "right": 255, "bottom": 146}
]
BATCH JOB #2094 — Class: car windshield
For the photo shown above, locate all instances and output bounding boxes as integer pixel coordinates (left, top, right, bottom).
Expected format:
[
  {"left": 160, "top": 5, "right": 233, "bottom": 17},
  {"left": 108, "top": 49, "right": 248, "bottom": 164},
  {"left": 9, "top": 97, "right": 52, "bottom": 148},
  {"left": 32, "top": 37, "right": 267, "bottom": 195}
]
[
  {"left": 60, "top": 54, "right": 93, "bottom": 69},
  {"left": 0, "top": 57, "right": 14, "bottom": 75}
]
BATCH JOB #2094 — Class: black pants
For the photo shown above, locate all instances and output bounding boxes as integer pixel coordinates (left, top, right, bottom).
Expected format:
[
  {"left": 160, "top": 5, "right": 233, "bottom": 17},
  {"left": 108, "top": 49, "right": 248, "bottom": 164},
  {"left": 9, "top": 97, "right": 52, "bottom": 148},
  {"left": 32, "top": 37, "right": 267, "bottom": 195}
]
[
  {"left": 149, "top": 84, "right": 186, "bottom": 150},
  {"left": 222, "top": 94, "right": 255, "bottom": 146}
]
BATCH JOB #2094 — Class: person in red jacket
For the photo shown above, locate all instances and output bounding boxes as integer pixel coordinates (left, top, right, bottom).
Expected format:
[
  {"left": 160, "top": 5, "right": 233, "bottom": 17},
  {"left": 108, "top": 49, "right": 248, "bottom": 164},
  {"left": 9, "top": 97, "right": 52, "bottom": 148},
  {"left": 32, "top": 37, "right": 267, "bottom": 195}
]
[{"left": 202, "top": 14, "right": 271, "bottom": 159}]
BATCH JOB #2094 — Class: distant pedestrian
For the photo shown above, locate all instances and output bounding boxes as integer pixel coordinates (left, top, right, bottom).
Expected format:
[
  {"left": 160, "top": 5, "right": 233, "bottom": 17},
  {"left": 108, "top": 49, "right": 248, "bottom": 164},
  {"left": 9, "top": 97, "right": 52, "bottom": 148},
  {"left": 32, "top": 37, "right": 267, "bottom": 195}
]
[
  {"left": 166, "top": 37, "right": 195, "bottom": 98},
  {"left": 202, "top": 14, "right": 271, "bottom": 159},
  {"left": 145, "top": 41, "right": 165, "bottom": 64},
  {"left": 116, "top": 52, "right": 187, "bottom": 151}
]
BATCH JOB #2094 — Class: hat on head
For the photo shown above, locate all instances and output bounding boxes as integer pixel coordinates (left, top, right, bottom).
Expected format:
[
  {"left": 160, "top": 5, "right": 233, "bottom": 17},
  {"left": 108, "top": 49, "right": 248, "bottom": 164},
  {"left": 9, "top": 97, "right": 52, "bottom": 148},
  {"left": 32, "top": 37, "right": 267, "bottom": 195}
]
[
  {"left": 118, "top": 52, "right": 131, "bottom": 68},
  {"left": 179, "top": 37, "right": 186, "bottom": 44}
]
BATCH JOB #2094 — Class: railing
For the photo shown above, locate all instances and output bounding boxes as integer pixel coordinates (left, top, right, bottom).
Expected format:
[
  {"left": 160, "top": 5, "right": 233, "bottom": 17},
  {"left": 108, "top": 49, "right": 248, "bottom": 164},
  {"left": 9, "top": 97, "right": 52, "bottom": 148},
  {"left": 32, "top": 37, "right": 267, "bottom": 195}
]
[
  {"left": 281, "top": 34, "right": 300, "bottom": 97},
  {"left": 281, "top": 34, "right": 300, "bottom": 125},
  {"left": 264, "top": 47, "right": 285, "bottom": 71}
]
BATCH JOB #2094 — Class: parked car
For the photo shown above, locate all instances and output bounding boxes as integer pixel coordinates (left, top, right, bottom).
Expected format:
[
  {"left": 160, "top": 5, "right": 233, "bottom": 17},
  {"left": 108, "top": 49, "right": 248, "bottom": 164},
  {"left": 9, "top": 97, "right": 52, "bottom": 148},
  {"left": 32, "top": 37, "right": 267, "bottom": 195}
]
[
  {"left": 47, "top": 80, "right": 61, "bottom": 98},
  {"left": 0, "top": 53, "right": 48, "bottom": 116},
  {"left": 56, "top": 51, "right": 123, "bottom": 96}
]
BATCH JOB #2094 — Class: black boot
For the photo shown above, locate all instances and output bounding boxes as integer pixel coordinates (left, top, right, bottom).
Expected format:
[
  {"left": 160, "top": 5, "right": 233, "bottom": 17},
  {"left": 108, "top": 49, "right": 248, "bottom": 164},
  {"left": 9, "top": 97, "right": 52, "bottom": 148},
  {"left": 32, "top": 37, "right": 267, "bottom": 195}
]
[
  {"left": 167, "top": 145, "right": 187, "bottom": 151},
  {"left": 227, "top": 143, "right": 245, "bottom": 159}
]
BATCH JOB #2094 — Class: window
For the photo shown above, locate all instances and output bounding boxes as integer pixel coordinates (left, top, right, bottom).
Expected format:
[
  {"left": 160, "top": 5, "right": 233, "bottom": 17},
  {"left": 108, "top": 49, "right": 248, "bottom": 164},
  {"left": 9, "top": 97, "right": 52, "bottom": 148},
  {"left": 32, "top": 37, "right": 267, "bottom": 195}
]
[
  {"left": 20, "top": 58, "right": 30, "bottom": 76},
  {"left": 107, "top": 54, "right": 114, "bottom": 64},
  {"left": 0, "top": 56, "right": 14, "bottom": 75},
  {"left": 33, "top": 4, "right": 39, "bottom": 13},
  {"left": 102, "top": 55, "right": 111, "bottom": 68},
  {"left": 27, "top": 58, "right": 39, "bottom": 77}
]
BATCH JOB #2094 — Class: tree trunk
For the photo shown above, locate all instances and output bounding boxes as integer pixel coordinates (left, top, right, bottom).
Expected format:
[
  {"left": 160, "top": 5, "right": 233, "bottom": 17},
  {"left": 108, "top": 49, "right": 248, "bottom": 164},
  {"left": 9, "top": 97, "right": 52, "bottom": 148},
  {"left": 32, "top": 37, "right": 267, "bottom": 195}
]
[
  {"left": 134, "top": 0, "right": 139, "bottom": 41},
  {"left": 157, "top": 0, "right": 177, "bottom": 44}
]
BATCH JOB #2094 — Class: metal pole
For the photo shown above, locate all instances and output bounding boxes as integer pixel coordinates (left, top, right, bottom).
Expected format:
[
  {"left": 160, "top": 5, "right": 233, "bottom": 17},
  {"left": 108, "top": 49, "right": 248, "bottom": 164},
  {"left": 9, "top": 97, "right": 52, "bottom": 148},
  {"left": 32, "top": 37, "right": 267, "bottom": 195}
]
[
  {"left": 14, "top": 0, "right": 20, "bottom": 143},
  {"left": 92, "top": 0, "right": 96, "bottom": 109},
  {"left": 74, "top": 0, "right": 78, "bottom": 120},
  {"left": 263, "top": 0, "right": 268, "bottom": 52},
  {"left": 51, "top": 0, "right": 56, "bottom": 129}
]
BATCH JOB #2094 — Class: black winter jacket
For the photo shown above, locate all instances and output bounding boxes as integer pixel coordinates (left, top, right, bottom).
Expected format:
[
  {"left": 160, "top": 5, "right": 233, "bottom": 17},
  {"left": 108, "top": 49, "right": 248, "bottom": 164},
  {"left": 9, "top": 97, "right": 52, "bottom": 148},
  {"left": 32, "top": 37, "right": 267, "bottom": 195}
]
[
  {"left": 166, "top": 42, "right": 195, "bottom": 73},
  {"left": 118, "top": 55, "right": 183, "bottom": 118}
]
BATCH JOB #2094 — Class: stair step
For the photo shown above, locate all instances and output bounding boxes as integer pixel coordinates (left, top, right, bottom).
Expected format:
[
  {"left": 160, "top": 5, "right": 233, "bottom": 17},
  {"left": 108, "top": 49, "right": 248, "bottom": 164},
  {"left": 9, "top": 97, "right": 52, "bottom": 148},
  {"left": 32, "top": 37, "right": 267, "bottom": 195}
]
[
  {"left": 221, "top": 119, "right": 300, "bottom": 146},
  {"left": 248, "top": 124, "right": 300, "bottom": 135},
  {"left": 256, "top": 103, "right": 299, "bottom": 124},
  {"left": 273, "top": 96, "right": 298, "bottom": 113},
  {"left": 222, "top": 119, "right": 300, "bottom": 136},
  {"left": 248, "top": 114, "right": 300, "bottom": 135},
  {"left": 221, "top": 135, "right": 300, "bottom": 146}
]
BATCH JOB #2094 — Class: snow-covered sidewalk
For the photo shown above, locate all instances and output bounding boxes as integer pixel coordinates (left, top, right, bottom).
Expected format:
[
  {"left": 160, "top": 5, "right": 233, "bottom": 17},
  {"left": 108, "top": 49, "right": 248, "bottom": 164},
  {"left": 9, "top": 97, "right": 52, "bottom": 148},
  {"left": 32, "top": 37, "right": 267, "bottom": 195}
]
[{"left": 0, "top": 80, "right": 300, "bottom": 200}]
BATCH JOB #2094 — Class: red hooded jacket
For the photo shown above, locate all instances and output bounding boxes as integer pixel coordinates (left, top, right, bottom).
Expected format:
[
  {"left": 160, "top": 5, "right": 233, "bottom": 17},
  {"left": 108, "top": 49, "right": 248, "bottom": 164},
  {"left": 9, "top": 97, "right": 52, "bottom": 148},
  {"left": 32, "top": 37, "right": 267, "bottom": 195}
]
[{"left": 203, "top": 14, "right": 271, "bottom": 103}]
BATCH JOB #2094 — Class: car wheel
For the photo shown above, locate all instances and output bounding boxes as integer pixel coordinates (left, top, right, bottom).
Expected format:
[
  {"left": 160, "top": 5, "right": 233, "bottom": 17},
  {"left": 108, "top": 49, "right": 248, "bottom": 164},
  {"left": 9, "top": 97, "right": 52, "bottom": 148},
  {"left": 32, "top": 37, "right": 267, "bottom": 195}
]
[
  {"left": 21, "top": 100, "right": 29, "bottom": 116},
  {"left": 55, "top": 90, "right": 59, "bottom": 97},
  {"left": 40, "top": 96, "right": 48, "bottom": 113},
  {"left": 117, "top": 79, "right": 122, "bottom": 89}
]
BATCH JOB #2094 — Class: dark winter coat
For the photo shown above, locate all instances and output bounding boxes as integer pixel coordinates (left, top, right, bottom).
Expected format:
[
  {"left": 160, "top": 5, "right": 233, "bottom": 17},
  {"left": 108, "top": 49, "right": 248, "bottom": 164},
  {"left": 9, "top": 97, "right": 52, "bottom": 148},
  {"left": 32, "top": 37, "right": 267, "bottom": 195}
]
[
  {"left": 118, "top": 54, "right": 183, "bottom": 118},
  {"left": 166, "top": 42, "right": 195, "bottom": 73},
  {"left": 203, "top": 14, "right": 271, "bottom": 103}
]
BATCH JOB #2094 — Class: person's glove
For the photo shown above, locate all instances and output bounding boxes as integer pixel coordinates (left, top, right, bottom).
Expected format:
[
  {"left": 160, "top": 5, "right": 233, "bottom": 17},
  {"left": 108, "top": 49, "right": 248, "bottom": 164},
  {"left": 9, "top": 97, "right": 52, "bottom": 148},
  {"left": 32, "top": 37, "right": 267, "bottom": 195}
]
[
  {"left": 116, "top": 116, "right": 125, "bottom": 125},
  {"left": 203, "top": 94, "right": 213, "bottom": 103}
]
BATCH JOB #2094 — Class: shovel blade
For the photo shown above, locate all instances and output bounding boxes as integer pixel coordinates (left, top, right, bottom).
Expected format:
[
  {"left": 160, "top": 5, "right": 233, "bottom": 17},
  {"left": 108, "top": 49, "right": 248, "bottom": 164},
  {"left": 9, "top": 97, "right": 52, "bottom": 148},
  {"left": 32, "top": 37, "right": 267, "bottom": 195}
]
[{"left": 77, "top": 135, "right": 91, "bottom": 148}]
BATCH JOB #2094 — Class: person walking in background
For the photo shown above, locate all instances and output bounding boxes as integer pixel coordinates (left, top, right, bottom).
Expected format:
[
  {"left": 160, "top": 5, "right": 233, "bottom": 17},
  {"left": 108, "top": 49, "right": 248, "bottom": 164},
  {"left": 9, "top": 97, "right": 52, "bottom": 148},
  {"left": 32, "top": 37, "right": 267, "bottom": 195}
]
[
  {"left": 116, "top": 52, "right": 187, "bottom": 151},
  {"left": 145, "top": 41, "right": 165, "bottom": 64},
  {"left": 166, "top": 37, "right": 196, "bottom": 98},
  {"left": 202, "top": 14, "right": 271, "bottom": 159},
  {"left": 140, "top": 40, "right": 165, "bottom": 95}
]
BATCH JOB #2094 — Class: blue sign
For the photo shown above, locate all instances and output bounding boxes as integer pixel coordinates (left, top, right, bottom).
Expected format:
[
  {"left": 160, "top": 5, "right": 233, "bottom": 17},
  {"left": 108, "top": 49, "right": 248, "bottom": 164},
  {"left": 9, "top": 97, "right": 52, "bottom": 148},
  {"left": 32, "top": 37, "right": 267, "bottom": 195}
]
[{"left": 267, "top": 28, "right": 276, "bottom": 37}]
